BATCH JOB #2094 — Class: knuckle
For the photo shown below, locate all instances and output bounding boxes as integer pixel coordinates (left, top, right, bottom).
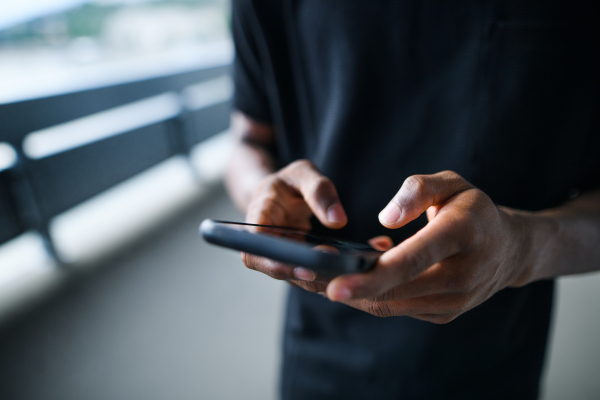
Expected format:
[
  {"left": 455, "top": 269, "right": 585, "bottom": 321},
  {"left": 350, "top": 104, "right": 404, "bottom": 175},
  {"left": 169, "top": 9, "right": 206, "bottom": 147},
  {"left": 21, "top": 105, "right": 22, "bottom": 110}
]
[
  {"left": 467, "top": 188, "right": 489, "bottom": 206},
  {"left": 404, "top": 175, "right": 426, "bottom": 198},
  {"left": 441, "top": 170, "right": 463, "bottom": 181},
  {"left": 252, "top": 177, "right": 289, "bottom": 203},
  {"left": 371, "top": 287, "right": 399, "bottom": 302},
  {"left": 256, "top": 174, "right": 281, "bottom": 193},
  {"left": 366, "top": 301, "right": 394, "bottom": 318},
  {"left": 260, "top": 197, "right": 282, "bottom": 212},
  {"left": 287, "top": 159, "right": 315, "bottom": 173},
  {"left": 446, "top": 170, "right": 476, "bottom": 194},
  {"left": 242, "top": 254, "right": 292, "bottom": 281},
  {"left": 294, "top": 281, "right": 327, "bottom": 293},
  {"left": 449, "top": 270, "right": 476, "bottom": 293},
  {"left": 448, "top": 216, "right": 478, "bottom": 250},
  {"left": 459, "top": 223, "right": 478, "bottom": 249},
  {"left": 312, "top": 274, "right": 333, "bottom": 285},
  {"left": 249, "top": 198, "right": 283, "bottom": 226},
  {"left": 310, "top": 177, "right": 334, "bottom": 199},
  {"left": 264, "top": 177, "right": 290, "bottom": 198},
  {"left": 402, "top": 250, "right": 431, "bottom": 279},
  {"left": 267, "top": 265, "right": 292, "bottom": 280},
  {"left": 445, "top": 270, "right": 468, "bottom": 292}
]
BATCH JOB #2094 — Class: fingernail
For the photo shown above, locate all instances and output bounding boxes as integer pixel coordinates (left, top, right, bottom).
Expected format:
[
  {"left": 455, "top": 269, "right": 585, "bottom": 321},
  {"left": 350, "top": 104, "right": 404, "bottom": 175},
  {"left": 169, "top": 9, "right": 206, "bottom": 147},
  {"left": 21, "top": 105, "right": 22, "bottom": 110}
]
[
  {"left": 294, "top": 267, "right": 316, "bottom": 281},
  {"left": 330, "top": 287, "right": 352, "bottom": 301},
  {"left": 327, "top": 204, "right": 346, "bottom": 223},
  {"left": 379, "top": 203, "right": 402, "bottom": 225}
]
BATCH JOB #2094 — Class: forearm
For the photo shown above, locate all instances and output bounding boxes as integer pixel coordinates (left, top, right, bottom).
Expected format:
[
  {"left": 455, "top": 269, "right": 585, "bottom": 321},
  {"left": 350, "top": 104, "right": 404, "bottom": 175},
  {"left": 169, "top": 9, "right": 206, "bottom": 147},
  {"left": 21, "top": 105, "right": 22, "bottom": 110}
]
[
  {"left": 225, "top": 112, "right": 276, "bottom": 213},
  {"left": 226, "top": 142, "right": 275, "bottom": 212},
  {"left": 509, "top": 189, "right": 600, "bottom": 285}
]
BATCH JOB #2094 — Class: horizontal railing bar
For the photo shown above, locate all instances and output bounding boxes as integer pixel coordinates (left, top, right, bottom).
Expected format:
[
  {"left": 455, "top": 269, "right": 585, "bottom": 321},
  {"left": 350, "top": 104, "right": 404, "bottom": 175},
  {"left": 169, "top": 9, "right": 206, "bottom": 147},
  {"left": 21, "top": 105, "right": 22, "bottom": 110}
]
[
  {"left": 182, "top": 75, "right": 233, "bottom": 111},
  {"left": 23, "top": 92, "right": 182, "bottom": 160}
]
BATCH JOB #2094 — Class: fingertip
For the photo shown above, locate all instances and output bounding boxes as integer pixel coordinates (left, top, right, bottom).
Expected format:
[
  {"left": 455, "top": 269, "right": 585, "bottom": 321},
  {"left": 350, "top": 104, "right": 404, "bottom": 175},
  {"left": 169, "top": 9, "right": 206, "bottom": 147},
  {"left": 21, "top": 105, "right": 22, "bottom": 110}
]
[
  {"left": 326, "top": 283, "right": 352, "bottom": 301},
  {"left": 326, "top": 274, "right": 362, "bottom": 301},
  {"left": 293, "top": 267, "right": 316, "bottom": 281},
  {"left": 240, "top": 252, "right": 249, "bottom": 267},
  {"left": 326, "top": 204, "right": 347, "bottom": 225},
  {"left": 378, "top": 202, "right": 402, "bottom": 227},
  {"left": 368, "top": 236, "right": 394, "bottom": 251}
]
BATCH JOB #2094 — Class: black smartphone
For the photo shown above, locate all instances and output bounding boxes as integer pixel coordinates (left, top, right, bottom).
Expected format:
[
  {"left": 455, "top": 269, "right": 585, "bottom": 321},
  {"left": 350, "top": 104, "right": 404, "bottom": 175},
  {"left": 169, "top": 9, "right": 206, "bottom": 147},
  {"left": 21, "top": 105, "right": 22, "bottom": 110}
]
[{"left": 200, "top": 219, "right": 383, "bottom": 276}]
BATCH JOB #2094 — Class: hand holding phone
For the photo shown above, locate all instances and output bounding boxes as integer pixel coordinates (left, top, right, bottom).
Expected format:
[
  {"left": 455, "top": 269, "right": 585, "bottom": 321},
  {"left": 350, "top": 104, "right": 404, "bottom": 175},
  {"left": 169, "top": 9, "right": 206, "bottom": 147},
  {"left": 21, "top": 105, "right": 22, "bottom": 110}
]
[
  {"left": 201, "top": 219, "right": 385, "bottom": 276},
  {"left": 241, "top": 160, "right": 349, "bottom": 283},
  {"left": 221, "top": 159, "right": 393, "bottom": 294}
]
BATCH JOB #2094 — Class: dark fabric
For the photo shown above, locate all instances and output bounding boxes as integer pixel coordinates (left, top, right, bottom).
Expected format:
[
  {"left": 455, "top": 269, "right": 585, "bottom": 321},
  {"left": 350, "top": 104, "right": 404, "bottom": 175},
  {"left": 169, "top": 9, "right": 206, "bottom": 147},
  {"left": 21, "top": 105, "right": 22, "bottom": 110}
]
[{"left": 232, "top": 1, "right": 600, "bottom": 399}]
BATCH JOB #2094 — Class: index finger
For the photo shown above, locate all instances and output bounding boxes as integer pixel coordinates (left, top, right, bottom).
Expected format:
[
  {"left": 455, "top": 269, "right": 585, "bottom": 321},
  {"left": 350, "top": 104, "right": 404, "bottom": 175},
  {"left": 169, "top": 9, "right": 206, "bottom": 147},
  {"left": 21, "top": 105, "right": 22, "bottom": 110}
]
[
  {"left": 242, "top": 252, "right": 332, "bottom": 284},
  {"left": 279, "top": 160, "right": 347, "bottom": 229}
]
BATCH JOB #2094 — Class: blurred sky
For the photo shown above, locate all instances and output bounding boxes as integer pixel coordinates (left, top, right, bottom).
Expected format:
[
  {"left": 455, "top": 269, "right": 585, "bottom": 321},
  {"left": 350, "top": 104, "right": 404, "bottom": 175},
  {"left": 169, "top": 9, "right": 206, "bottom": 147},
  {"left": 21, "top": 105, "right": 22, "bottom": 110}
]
[
  {"left": 0, "top": 0, "right": 154, "bottom": 31},
  {"left": 0, "top": 1, "right": 90, "bottom": 30}
]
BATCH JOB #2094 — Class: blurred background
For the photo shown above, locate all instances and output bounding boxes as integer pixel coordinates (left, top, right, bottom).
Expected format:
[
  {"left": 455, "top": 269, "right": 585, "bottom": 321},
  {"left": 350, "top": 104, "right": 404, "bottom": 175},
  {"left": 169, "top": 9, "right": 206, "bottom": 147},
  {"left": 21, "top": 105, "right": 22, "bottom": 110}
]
[{"left": 0, "top": 1, "right": 598, "bottom": 399}]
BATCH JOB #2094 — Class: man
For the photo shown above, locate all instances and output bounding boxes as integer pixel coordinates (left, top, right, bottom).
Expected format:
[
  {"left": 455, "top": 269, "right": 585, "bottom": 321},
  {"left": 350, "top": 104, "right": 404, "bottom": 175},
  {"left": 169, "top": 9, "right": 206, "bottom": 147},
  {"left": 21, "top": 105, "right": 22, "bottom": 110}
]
[{"left": 226, "top": 1, "right": 600, "bottom": 398}]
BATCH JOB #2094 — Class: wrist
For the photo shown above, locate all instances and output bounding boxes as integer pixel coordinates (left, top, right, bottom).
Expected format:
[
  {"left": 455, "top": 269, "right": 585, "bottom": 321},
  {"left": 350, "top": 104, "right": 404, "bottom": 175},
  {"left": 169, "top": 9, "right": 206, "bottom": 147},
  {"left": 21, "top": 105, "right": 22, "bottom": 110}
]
[{"left": 501, "top": 207, "right": 559, "bottom": 287}]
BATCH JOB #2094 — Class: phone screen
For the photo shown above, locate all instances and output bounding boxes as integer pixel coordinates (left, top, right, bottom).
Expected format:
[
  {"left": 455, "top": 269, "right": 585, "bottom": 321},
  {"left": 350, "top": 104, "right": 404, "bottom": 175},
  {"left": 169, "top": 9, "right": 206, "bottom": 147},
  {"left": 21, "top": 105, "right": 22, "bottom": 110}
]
[{"left": 211, "top": 220, "right": 380, "bottom": 254}]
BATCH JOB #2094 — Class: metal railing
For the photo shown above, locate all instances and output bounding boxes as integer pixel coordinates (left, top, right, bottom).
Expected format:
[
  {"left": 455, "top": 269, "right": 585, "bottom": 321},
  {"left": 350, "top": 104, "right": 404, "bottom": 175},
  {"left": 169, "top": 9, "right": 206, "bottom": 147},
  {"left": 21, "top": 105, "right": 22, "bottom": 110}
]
[{"left": 0, "top": 63, "right": 232, "bottom": 262}]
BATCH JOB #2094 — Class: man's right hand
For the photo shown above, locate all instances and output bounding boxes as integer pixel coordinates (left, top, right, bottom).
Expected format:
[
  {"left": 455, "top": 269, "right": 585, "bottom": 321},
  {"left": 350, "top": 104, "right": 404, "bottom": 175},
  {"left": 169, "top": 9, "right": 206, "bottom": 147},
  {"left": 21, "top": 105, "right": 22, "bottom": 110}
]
[{"left": 242, "top": 159, "right": 348, "bottom": 291}]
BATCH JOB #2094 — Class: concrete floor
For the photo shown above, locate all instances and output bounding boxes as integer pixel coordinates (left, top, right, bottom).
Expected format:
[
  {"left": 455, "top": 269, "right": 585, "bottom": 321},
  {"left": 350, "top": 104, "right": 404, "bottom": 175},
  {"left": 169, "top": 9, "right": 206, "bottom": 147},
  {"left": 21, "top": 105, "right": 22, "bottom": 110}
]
[
  {"left": 0, "top": 185, "right": 599, "bottom": 399},
  {"left": 0, "top": 186, "right": 287, "bottom": 400}
]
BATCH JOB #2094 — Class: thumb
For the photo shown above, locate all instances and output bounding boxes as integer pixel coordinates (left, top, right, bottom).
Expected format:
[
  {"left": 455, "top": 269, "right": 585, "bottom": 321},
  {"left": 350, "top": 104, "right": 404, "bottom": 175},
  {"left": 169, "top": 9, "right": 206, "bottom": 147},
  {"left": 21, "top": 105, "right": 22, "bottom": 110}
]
[{"left": 378, "top": 171, "right": 474, "bottom": 229}]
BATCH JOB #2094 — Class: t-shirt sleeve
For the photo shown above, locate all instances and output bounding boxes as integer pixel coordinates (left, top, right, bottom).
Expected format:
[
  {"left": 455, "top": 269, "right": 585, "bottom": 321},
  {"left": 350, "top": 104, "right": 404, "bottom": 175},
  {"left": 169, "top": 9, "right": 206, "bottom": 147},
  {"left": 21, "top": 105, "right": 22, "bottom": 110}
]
[{"left": 231, "top": 0, "right": 272, "bottom": 124}]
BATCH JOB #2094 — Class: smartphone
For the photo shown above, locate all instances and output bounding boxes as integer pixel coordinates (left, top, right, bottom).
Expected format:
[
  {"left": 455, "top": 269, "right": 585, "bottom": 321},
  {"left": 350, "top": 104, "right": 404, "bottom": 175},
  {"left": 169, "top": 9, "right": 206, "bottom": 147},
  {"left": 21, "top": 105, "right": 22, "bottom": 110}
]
[{"left": 200, "top": 219, "right": 383, "bottom": 276}]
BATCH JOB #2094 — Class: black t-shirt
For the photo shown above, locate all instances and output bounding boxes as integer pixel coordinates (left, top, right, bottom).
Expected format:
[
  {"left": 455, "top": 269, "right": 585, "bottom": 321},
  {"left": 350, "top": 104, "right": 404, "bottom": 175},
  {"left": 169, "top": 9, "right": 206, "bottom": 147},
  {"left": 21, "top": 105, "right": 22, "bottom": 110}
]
[{"left": 232, "top": 1, "right": 600, "bottom": 399}]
